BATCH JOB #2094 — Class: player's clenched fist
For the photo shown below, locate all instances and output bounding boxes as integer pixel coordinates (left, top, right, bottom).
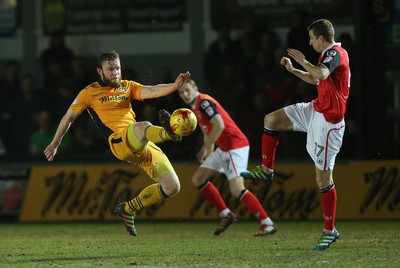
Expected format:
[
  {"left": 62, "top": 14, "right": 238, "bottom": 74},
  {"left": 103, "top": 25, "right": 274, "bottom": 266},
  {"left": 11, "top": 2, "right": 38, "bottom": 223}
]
[{"left": 280, "top": 57, "right": 293, "bottom": 72}]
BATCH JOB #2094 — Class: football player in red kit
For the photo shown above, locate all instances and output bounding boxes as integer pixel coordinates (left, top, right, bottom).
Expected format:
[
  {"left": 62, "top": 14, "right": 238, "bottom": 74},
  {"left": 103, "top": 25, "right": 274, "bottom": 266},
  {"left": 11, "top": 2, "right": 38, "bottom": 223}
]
[
  {"left": 178, "top": 79, "right": 276, "bottom": 236},
  {"left": 241, "top": 19, "right": 350, "bottom": 250}
]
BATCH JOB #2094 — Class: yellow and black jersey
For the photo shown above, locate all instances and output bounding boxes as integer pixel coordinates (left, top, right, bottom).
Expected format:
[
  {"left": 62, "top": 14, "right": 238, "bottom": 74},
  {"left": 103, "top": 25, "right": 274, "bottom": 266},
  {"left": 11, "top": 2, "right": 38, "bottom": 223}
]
[{"left": 70, "top": 80, "right": 143, "bottom": 140}]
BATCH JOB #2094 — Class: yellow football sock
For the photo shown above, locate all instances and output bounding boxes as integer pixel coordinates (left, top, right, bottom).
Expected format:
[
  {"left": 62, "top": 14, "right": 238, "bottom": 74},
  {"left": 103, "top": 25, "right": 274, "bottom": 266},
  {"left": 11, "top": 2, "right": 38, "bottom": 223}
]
[
  {"left": 124, "top": 183, "right": 167, "bottom": 214},
  {"left": 145, "top": 126, "right": 170, "bottom": 143}
]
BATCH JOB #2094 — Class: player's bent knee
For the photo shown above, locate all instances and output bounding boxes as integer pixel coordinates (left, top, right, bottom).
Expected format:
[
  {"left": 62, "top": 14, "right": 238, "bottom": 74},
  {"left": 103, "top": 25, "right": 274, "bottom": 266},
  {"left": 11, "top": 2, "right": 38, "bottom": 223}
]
[
  {"left": 264, "top": 113, "right": 275, "bottom": 128},
  {"left": 163, "top": 182, "right": 180, "bottom": 197},
  {"left": 159, "top": 171, "right": 181, "bottom": 197},
  {"left": 136, "top": 121, "right": 153, "bottom": 132},
  {"left": 191, "top": 174, "right": 206, "bottom": 187},
  {"left": 230, "top": 185, "right": 245, "bottom": 198},
  {"left": 228, "top": 177, "right": 245, "bottom": 197}
]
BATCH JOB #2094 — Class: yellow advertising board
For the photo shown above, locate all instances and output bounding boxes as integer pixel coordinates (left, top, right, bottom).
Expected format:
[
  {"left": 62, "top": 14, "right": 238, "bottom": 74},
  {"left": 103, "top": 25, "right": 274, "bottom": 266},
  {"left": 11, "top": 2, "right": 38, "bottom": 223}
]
[{"left": 19, "top": 160, "right": 400, "bottom": 222}]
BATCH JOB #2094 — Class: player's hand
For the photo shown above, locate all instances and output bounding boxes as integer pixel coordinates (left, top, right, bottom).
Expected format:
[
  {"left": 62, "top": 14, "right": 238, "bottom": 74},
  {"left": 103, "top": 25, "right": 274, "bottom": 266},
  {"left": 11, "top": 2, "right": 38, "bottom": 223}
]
[
  {"left": 44, "top": 143, "right": 58, "bottom": 161},
  {"left": 280, "top": 56, "right": 294, "bottom": 71},
  {"left": 287, "top": 48, "right": 305, "bottom": 65},
  {"left": 175, "top": 71, "right": 191, "bottom": 89},
  {"left": 196, "top": 145, "right": 211, "bottom": 164}
]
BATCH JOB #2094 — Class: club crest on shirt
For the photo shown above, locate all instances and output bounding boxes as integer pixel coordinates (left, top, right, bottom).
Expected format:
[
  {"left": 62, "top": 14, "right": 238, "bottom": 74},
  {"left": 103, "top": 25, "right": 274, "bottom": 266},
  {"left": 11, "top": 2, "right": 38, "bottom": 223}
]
[
  {"left": 327, "top": 50, "right": 336, "bottom": 57},
  {"left": 201, "top": 100, "right": 210, "bottom": 109},
  {"left": 118, "top": 87, "right": 127, "bottom": 93}
]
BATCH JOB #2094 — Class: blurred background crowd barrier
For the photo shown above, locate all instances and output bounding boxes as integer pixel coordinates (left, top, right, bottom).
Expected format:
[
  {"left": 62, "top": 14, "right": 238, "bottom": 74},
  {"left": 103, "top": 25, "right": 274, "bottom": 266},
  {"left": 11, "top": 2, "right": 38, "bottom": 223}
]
[{"left": 1, "top": 160, "right": 399, "bottom": 221}]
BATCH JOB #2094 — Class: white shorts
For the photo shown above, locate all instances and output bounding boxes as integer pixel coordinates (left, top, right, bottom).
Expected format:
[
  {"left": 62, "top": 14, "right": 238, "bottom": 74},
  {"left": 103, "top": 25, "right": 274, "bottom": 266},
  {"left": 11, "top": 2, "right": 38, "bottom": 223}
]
[
  {"left": 284, "top": 102, "right": 345, "bottom": 170},
  {"left": 201, "top": 146, "right": 249, "bottom": 180}
]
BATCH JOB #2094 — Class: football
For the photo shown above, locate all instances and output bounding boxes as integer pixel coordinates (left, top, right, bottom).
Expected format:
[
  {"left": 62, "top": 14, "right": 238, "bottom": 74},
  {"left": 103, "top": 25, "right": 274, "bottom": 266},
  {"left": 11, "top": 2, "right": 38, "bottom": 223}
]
[{"left": 169, "top": 108, "right": 197, "bottom": 136}]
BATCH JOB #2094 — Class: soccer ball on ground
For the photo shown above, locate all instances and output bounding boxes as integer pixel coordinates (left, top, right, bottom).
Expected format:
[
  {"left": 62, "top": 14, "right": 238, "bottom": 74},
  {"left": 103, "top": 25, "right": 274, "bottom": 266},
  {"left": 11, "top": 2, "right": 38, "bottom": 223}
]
[{"left": 169, "top": 108, "right": 197, "bottom": 136}]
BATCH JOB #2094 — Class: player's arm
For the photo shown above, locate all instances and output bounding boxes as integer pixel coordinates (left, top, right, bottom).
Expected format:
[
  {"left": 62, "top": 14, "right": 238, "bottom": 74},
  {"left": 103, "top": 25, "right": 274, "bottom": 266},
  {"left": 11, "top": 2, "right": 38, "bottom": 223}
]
[
  {"left": 298, "top": 60, "right": 330, "bottom": 81},
  {"left": 203, "top": 114, "right": 224, "bottom": 149},
  {"left": 197, "top": 116, "right": 224, "bottom": 164},
  {"left": 198, "top": 129, "right": 214, "bottom": 163},
  {"left": 287, "top": 48, "right": 331, "bottom": 81},
  {"left": 140, "top": 71, "right": 190, "bottom": 99},
  {"left": 280, "top": 57, "right": 318, "bottom": 85},
  {"left": 44, "top": 108, "right": 79, "bottom": 161},
  {"left": 196, "top": 100, "right": 224, "bottom": 163}
]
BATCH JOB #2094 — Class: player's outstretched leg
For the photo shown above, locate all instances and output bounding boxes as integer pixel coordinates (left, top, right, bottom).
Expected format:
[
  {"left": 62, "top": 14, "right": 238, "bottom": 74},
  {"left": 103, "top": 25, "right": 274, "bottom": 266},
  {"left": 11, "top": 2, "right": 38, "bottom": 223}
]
[
  {"left": 159, "top": 109, "right": 182, "bottom": 142},
  {"left": 214, "top": 212, "right": 237, "bottom": 235},
  {"left": 240, "top": 166, "right": 274, "bottom": 183},
  {"left": 313, "top": 229, "right": 340, "bottom": 250},
  {"left": 114, "top": 202, "right": 137, "bottom": 236}
]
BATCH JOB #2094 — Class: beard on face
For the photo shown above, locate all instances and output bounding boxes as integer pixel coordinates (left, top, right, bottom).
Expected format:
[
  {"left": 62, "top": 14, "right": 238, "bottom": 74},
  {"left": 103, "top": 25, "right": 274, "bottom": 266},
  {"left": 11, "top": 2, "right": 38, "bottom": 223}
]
[{"left": 102, "top": 75, "right": 121, "bottom": 88}]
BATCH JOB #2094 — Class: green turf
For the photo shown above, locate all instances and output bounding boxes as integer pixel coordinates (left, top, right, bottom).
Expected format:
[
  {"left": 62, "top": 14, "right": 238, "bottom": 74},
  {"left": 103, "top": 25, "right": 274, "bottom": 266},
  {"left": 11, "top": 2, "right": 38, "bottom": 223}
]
[{"left": 0, "top": 220, "right": 399, "bottom": 267}]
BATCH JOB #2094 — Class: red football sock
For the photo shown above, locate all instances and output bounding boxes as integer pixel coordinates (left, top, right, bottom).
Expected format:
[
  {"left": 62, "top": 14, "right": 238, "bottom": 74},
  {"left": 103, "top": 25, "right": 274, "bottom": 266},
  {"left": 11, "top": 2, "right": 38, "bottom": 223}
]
[
  {"left": 240, "top": 190, "right": 268, "bottom": 220},
  {"left": 321, "top": 186, "right": 337, "bottom": 232},
  {"left": 261, "top": 130, "right": 279, "bottom": 170},
  {"left": 199, "top": 182, "right": 227, "bottom": 213}
]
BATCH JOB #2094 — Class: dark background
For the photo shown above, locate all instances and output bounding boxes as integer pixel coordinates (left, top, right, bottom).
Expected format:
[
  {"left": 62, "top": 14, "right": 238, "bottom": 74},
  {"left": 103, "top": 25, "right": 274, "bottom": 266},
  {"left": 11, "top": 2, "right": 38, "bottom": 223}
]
[{"left": 0, "top": 0, "right": 399, "bottom": 163}]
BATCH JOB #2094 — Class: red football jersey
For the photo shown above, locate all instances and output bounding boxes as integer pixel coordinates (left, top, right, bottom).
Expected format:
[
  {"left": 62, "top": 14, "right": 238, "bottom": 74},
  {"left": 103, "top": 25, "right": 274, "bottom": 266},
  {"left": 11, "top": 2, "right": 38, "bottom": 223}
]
[
  {"left": 192, "top": 93, "right": 249, "bottom": 151},
  {"left": 314, "top": 43, "right": 350, "bottom": 123}
]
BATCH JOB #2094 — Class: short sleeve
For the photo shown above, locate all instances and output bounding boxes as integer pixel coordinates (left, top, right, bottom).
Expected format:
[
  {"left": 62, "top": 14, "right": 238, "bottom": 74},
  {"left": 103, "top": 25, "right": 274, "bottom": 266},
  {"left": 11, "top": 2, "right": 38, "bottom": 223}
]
[
  {"left": 127, "top": 80, "right": 143, "bottom": 100},
  {"left": 199, "top": 99, "right": 219, "bottom": 120},
  {"left": 70, "top": 89, "right": 89, "bottom": 115},
  {"left": 320, "top": 49, "right": 340, "bottom": 73}
]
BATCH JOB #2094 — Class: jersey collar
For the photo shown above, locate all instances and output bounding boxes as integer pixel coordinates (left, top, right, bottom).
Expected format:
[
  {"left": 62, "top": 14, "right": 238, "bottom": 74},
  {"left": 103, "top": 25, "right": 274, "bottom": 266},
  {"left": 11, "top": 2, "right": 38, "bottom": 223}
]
[
  {"left": 321, "top": 42, "right": 341, "bottom": 55},
  {"left": 191, "top": 92, "right": 200, "bottom": 109}
]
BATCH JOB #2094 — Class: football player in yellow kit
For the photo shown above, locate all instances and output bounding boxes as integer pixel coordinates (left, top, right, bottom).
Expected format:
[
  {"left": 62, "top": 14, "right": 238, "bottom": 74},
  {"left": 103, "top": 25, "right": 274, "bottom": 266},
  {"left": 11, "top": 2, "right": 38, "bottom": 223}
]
[{"left": 44, "top": 50, "right": 190, "bottom": 236}]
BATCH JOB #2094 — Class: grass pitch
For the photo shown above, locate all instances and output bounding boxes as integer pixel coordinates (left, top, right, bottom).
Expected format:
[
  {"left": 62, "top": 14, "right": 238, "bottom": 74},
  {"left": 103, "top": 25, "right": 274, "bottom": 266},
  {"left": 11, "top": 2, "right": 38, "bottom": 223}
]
[{"left": 0, "top": 220, "right": 399, "bottom": 267}]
